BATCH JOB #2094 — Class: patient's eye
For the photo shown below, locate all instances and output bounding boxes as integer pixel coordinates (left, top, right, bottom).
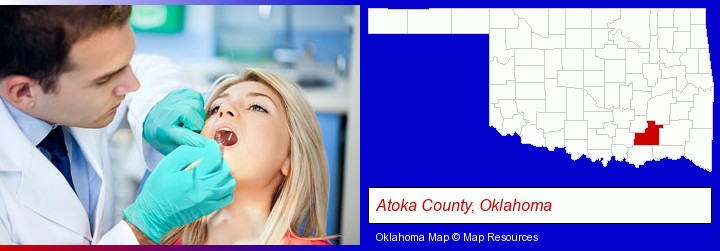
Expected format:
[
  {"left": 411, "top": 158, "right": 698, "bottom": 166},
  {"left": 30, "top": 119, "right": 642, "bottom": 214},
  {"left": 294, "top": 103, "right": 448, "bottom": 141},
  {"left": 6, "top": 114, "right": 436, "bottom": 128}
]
[
  {"left": 250, "top": 104, "right": 268, "bottom": 113},
  {"left": 209, "top": 104, "right": 220, "bottom": 115}
]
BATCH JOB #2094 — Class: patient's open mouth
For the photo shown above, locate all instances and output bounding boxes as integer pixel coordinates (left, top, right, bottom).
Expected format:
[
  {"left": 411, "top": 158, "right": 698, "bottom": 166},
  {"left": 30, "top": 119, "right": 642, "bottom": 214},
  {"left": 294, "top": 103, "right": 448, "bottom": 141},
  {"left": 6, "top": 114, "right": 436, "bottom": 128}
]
[{"left": 214, "top": 128, "right": 238, "bottom": 147}]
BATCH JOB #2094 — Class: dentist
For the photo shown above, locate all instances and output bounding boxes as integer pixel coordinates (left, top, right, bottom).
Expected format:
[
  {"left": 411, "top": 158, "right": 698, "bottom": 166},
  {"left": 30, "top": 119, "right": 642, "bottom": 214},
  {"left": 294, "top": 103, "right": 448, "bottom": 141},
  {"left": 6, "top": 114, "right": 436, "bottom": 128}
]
[{"left": 0, "top": 6, "right": 235, "bottom": 244}]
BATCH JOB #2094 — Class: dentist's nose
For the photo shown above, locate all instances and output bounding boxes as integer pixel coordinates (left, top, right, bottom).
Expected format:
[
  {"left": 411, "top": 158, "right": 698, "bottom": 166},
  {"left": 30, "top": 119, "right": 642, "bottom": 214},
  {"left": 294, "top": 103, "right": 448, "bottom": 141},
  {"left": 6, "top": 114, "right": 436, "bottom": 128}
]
[{"left": 114, "top": 66, "right": 140, "bottom": 96}]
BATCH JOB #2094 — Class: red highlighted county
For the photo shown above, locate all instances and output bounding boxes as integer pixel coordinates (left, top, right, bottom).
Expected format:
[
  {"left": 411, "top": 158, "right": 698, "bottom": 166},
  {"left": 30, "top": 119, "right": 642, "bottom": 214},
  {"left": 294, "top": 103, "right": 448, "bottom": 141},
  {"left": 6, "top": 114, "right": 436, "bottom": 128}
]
[{"left": 634, "top": 121, "right": 663, "bottom": 145}]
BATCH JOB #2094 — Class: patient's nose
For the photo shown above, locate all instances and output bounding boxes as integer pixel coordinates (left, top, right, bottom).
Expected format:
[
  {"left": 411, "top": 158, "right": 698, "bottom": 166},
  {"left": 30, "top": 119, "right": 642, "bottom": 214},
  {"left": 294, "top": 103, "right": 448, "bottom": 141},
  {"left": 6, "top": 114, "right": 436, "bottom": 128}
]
[{"left": 218, "top": 104, "right": 235, "bottom": 118}]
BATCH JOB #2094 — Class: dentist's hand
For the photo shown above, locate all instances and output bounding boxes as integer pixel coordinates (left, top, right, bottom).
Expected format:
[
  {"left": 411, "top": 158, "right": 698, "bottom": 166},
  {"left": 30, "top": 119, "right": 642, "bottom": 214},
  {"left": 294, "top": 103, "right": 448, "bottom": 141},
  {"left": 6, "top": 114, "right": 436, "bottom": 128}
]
[
  {"left": 123, "top": 137, "right": 236, "bottom": 244},
  {"left": 143, "top": 89, "right": 206, "bottom": 155}
]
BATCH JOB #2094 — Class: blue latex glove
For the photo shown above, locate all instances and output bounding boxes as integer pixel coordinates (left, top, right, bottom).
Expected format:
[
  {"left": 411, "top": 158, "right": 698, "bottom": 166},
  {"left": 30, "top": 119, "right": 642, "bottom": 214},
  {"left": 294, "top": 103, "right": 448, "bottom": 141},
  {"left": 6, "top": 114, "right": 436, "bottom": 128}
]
[
  {"left": 143, "top": 89, "right": 206, "bottom": 155},
  {"left": 123, "top": 137, "right": 236, "bottom": 243}
]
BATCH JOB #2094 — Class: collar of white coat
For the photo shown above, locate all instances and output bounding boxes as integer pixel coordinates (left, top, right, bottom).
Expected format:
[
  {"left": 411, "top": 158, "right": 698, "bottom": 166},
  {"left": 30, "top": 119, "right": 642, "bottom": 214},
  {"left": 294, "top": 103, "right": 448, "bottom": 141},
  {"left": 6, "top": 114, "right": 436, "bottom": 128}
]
[{"left": 0, "top": 98, "right": 54, "bottom": 146}]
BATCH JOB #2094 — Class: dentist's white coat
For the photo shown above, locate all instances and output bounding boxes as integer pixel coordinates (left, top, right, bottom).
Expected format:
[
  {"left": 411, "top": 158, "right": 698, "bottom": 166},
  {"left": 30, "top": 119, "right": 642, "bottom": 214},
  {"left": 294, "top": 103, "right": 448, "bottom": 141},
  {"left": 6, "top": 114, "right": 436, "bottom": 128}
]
[{"left": 0, "top": 54, "right": 192, "bottom": 244}]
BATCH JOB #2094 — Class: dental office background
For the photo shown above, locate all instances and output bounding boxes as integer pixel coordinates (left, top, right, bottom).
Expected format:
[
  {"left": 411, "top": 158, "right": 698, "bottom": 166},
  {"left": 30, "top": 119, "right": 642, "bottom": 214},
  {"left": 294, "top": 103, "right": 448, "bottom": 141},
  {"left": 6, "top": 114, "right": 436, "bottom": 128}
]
[{"left": 109, "top": 5, "right": 360, "bottom": 244}]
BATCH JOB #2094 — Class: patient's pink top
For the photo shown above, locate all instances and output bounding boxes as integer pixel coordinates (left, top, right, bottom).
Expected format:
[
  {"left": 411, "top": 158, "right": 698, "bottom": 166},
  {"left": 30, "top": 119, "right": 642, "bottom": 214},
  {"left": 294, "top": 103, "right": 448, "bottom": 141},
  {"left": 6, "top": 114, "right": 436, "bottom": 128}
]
[
  {"left": 172, "top": 231, "right": 332, "bottom": 245},
  {"left": 282, "top": 231, "right": 332, "bottom": 245}
]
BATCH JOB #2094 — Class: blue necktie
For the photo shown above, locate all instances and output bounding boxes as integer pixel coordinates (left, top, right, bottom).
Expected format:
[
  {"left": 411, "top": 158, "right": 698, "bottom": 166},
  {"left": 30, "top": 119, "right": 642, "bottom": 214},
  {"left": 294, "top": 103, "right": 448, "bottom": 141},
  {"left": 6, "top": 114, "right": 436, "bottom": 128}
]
[{"left": 38, "top": 126, "right": 75, "bottom": 192}]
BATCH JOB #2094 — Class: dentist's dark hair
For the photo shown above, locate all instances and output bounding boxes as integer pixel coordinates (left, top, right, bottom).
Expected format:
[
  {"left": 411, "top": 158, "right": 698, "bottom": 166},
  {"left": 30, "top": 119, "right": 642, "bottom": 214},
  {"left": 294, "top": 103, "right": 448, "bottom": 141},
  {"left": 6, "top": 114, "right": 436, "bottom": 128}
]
[{"left": 0, "top": 6, "right": 132, "bottom": 93}]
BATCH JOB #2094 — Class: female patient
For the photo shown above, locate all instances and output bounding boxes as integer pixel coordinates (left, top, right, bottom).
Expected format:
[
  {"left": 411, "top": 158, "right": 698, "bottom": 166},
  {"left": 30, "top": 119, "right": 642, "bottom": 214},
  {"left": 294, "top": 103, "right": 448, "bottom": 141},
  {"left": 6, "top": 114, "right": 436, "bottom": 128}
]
[{"left": 162, "top": 69, "right": 332, "bottom": 244}]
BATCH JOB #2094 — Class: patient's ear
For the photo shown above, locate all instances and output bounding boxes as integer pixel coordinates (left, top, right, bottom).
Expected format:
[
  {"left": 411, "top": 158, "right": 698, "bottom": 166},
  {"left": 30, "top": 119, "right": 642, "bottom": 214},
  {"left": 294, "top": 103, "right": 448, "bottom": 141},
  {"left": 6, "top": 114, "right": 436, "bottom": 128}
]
[{"left": 281, "top": 156, "right": 290, "bottom": 176}]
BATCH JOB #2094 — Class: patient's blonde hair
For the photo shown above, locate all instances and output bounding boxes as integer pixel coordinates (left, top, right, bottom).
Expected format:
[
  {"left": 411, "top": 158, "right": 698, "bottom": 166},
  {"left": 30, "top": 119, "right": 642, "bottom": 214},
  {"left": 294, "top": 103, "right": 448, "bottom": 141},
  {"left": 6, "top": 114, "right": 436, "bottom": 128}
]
[{"left": 161, "top": 69, "right": 330, "bottom": 244}]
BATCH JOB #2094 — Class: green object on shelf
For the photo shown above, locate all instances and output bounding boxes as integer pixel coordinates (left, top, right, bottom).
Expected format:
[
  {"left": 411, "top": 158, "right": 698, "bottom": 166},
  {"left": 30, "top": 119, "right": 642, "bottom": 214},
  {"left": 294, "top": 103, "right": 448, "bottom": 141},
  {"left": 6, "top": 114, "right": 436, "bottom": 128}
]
[{"left": 130, "top": 5, "right": 185, "bottom": 33}]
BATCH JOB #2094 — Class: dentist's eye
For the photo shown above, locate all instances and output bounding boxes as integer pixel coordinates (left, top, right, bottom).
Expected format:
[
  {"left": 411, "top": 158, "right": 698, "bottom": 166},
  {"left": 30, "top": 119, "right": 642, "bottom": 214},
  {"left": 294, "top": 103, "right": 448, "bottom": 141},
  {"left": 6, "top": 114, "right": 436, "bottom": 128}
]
[
  {"left": 250, "top": 104, "right": 268, "bottom": 113},
  {"left": 95, "top": 78, "right": 111, "bottom": 86}
]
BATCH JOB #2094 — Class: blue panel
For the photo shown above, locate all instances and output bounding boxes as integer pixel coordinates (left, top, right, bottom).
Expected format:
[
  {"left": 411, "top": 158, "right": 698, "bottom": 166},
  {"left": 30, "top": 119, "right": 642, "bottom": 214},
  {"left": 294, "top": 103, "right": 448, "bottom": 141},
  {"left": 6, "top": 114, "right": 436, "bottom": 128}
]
[{"left": 315, "top": 112, "right": 342, "bottom": 237}]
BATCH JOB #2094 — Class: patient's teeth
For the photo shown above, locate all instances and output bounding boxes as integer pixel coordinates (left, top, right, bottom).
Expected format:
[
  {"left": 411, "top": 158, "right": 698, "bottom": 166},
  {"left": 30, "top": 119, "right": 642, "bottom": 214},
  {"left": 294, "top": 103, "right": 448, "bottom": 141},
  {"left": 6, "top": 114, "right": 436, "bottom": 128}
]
[{"left": 214, "top": 132, "right": 224, "bottom": 144}]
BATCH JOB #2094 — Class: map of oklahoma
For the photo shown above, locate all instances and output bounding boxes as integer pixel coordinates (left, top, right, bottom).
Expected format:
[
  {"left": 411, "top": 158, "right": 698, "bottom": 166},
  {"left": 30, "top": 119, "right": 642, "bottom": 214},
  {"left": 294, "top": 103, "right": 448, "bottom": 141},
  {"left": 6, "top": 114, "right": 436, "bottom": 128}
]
[
  {"left": 488, "top": 9, "right": 712, "bottom": 171},
  {"left": 367, "top": 8, "right": 713, "bottom": 171}
]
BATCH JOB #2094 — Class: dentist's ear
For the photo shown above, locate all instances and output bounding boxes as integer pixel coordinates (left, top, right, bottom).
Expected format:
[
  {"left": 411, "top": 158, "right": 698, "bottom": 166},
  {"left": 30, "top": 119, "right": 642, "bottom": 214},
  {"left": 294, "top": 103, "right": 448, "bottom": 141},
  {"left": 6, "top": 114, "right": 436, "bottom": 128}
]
[{"left": 2, "top": 75, "right": 39, "bottom": 110}]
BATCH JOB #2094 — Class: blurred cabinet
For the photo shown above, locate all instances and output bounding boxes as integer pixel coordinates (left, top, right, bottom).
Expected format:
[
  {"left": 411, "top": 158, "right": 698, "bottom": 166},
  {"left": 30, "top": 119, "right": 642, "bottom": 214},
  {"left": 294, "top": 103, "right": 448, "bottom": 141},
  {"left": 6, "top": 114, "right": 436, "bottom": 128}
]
[
  {"left": 215, "top": 6, "right": 353, "bottom": 64},
  {"left": 130, "top": 6, "right": 185, "bottom": 33}
]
